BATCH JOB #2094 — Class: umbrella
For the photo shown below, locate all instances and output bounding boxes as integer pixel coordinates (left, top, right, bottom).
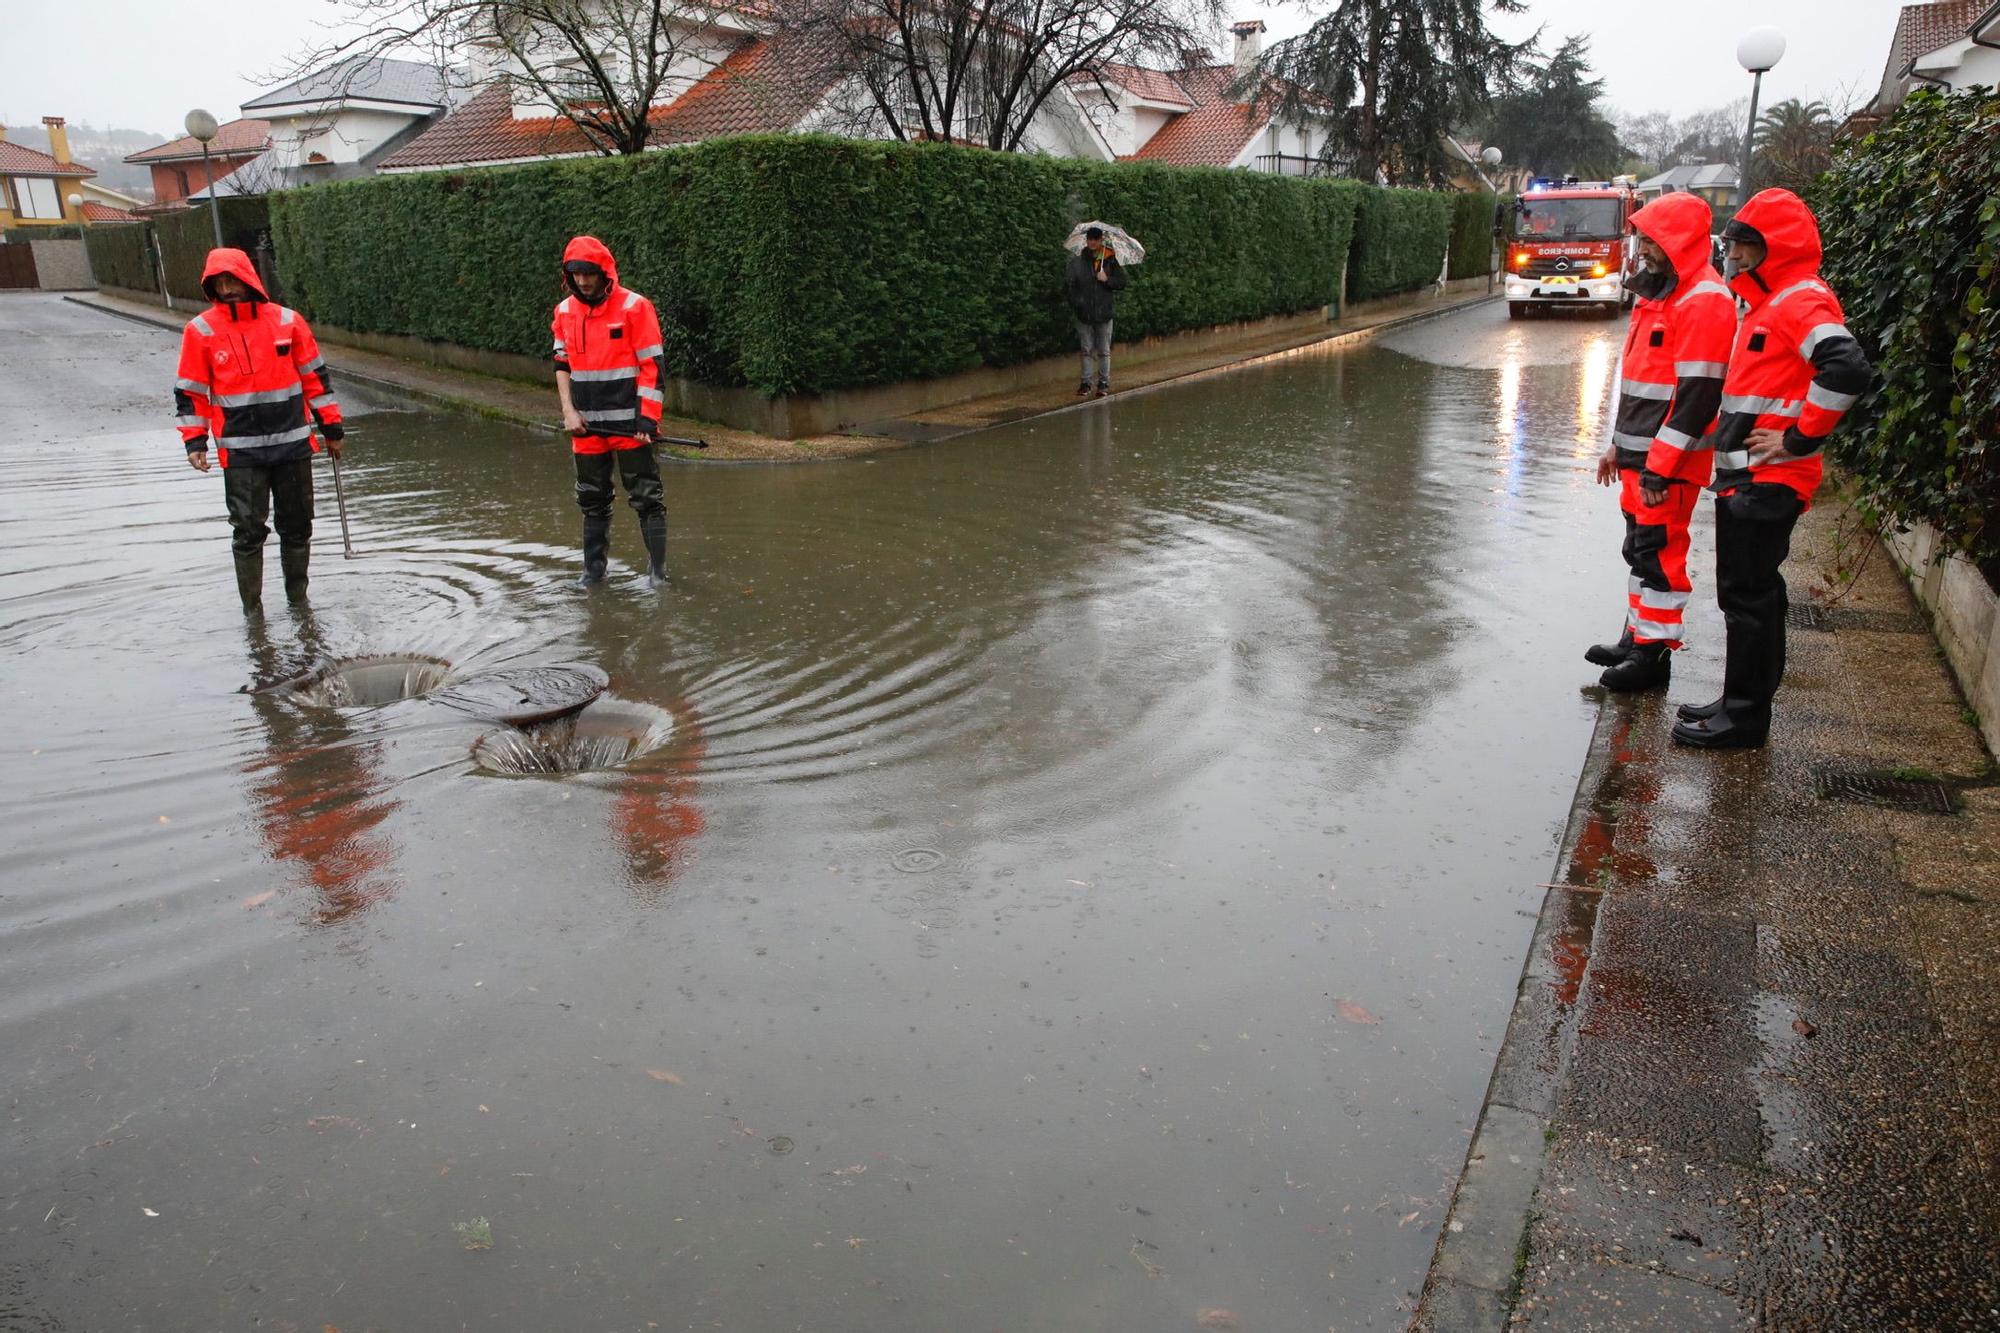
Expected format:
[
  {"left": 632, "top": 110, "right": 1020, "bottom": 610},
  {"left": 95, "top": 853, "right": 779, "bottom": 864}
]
[{"left": 1065, "top": 221, "right": 1146, "bottom": 265}]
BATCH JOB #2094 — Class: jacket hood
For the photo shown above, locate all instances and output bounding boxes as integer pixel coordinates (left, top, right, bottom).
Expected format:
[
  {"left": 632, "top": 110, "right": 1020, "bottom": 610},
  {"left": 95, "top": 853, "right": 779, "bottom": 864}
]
[
  {"left": 1728, "top": 188, "right": 1823, "bottom": 302},
  {"left": 1630, "top": 192, "right": 1715, "bottom": 288},
  {"left": 562, "top": 235, "right": 620, "bottom": 304},
  {"left": 200, "top": 248, "right": 269, "bottom": 303}
]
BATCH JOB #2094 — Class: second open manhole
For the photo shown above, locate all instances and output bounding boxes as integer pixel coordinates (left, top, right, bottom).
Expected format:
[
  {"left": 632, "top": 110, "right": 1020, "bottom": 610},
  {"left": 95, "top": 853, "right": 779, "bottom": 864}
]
[{"left": 472, "top": 698, "right": 675, "bottom": 776}]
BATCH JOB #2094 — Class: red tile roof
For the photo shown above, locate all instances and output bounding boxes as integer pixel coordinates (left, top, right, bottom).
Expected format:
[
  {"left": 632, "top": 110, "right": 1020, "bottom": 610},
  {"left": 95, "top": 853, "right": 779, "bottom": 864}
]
[
  {"left": 0, "top": 139, "right": 95, "bottom": 178},
  {"left": 1126, "top": 65, "right": 1276, "bottom": 168},
  {"left": 1070, "top": 62, "right": 1194, "bottom": 108},
  {"left": 81, "top": 201, "right": 144, "bottom": 223},
  {"left": 1895, "top": 0, "right": 1982, "bottom": 62},
  {"left": 379, "top": 33, "right": 844, "bottom": 171},
  {"left": 124, "top": 119, "right": 271, "bottom": 164}
]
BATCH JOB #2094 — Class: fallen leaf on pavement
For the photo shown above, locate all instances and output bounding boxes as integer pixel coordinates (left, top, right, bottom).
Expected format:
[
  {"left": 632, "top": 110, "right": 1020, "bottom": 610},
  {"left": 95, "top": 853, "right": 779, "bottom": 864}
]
[
  {"left": 1791, "top": 1018, "right": 1817, "bottom": 1038},
  {"left": 1196, "top": 1310, "right": 1242, "bottom": 1331},
  {"left": 646, "top": 1070, "right": 684, "bottom": 1085},
  {"left": 241, "top": 890, "right": 278, "bottom": 910},
  {"left": 1336, "top": 999, "right": 1380, "bottom": 1025}
]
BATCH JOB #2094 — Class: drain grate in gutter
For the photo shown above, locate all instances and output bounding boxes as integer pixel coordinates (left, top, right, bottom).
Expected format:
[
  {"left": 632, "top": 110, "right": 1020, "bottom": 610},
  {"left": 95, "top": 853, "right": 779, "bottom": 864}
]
[
  {"left": 1811, "top": 765, "right": 1957, "bottom": 815},
  {"left": 1787, "top": 603, "right": 1832, "bottom": 631}
]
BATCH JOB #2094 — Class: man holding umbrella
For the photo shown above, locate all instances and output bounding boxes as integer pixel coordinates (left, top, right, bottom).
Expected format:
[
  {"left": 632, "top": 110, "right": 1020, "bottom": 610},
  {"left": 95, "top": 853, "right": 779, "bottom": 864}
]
[{"left": 1065, "top": 224, "right": 1132, "bottom": 398}]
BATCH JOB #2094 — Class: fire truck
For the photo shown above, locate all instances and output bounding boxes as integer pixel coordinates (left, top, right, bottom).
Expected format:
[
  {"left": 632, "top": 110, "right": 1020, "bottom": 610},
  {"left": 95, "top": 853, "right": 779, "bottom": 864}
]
[{"left": 1503, "top": 177, "right": 1641, "bottom": 319}]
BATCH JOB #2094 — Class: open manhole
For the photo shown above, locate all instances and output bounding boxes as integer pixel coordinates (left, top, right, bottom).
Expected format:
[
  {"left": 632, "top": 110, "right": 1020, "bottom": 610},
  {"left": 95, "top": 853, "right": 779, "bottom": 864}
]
[
  {"left": 285, "top": 655, "right": 452, "bottom": 707},
  {"left": 1786, "top": 603, "right": 1831, "bottom": 632},
  {"left": 472, "top": 697, "right": 675, "bottom": 776},
  {"left": 1811, "top": 764, "right": 1957, "bottom": 815}
]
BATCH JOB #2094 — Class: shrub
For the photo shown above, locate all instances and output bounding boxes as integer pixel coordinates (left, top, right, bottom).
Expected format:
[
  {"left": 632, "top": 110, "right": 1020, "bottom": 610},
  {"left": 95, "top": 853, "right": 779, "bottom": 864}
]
[
  {"left": 1813, "top": 88, "right": 2000, "bottom": 570},
  {"left": 1347, "top": 187, "right": 1454, "bottom": 301},
  {"left": 1447, "top": 191, "right": 1499, "bottom": 281},
  {"left": 268, "top": 140, "right": 1424, "bottom": 396},
  {"left": 156, "top": 199, "right": 271, "bottom": 303},
  {"left": 84, "top": 222, "right": 157, "bottom": 292}
]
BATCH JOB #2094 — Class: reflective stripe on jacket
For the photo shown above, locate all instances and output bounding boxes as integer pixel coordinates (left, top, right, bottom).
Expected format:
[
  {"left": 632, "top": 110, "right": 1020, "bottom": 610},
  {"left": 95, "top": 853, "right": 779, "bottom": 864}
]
[
  {"left": 174, "top": 248, "right": 340, "bottom": 468},
  {"left": 1610, "top": 192, "right": 1736, "bottom": 486},
  {"left": 551, "top": 236, "right": 666, "bottom": 454},
  {"left": 1711, "top": 189, "right": 1872, "bottom": 505}
]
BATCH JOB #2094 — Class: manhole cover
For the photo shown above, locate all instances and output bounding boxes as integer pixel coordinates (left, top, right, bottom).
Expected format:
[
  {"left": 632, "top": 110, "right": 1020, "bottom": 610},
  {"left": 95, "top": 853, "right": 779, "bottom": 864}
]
[
  {"left": 1786, "top": 603, "right": 1831, "bottom": 631},
  {"left": 429, "top": 662, "right": 609, "bottom": 726},
  {"left": 1811, "top": 765, "right": 1956, "bottom": 815},
  {"left": 471, "top": 697, "right": 674, "bottom": 776}
]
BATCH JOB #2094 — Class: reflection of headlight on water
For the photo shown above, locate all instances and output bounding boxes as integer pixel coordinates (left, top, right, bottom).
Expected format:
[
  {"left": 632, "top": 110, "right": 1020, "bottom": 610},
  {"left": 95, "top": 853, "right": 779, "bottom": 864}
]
[{"left": 1576, "top": 338, "right": 1615, "bottom": 446}]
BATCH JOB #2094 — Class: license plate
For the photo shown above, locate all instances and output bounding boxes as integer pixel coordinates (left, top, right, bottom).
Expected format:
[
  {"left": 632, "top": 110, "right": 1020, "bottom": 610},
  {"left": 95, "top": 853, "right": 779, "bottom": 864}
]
[{"left": 1545, "top": 277, "right": 1575, "bottom": 286}]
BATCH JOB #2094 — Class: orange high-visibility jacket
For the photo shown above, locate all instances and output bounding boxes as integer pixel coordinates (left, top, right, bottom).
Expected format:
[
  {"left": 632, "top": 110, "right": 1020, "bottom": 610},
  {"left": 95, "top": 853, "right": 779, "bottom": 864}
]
[
  {"left": 1712, "top": 189, "right": 1872, "bottom": 505},
  {"left": 1610, "top": 191, "right": 1737, "bottom": 487},
  {"left": 174, "top": 248, "right": 339, "bottom": 467},
  {"left": 550, "top": 236, "right": 666, "bottom": 455}
]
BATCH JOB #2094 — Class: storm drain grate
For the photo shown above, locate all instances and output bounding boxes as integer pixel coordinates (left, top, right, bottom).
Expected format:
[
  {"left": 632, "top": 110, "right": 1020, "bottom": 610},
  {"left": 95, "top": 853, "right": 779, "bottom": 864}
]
[
  {"left": 1811, "top": 764, "right": 1957, "bottom": 814},
  {"left": 1787, "top": 603, "right": 1832, "bottom": 631}
]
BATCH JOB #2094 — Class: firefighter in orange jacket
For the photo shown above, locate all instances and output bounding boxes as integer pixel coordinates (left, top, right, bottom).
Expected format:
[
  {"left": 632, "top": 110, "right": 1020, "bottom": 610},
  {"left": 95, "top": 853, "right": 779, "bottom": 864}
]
[
  {"left": 1588, "top": 191, "right": 1736, "bottom": 692},
  {"left": 176, "top": 248, "right": 343, "bottom": 611},
  {"left": 1673, "top": 189, "right": 1872, "bottom": 749},
  {"left": 552, "top": 237, "right": 669, "bottom": 589}
]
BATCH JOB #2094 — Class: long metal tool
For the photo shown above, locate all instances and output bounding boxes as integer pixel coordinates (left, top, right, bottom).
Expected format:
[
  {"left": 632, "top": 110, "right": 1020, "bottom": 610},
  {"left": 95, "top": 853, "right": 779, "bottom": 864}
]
[{"left": 327, "top": 447, "right": 357, "bottom": 558}]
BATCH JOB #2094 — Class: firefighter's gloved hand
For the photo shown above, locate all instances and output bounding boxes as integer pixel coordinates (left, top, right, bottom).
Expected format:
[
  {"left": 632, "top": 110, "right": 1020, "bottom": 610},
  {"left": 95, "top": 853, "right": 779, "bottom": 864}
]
[
  {"left": 320, "top": 423, "right": 345, "bottom": 458},
  {"left": 637, "top": 422, "right": 658, "bottom": 444}
]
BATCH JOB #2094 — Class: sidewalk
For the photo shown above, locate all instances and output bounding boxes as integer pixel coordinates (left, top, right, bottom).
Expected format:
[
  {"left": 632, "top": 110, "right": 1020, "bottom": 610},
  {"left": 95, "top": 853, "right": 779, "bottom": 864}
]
[
  {"left": 1419, "top": 488, "right": 2000, "bottom": 1330},
  {"left": 67, "top": 285, "right": 1497, "bottom": 459}
]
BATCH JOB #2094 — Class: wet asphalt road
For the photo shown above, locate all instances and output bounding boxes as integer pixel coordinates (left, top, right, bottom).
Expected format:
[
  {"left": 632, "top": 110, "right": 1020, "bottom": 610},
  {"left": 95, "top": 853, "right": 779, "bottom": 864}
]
[{"left": 0, "top": 291, "right": 1628, "bottom": 1330}]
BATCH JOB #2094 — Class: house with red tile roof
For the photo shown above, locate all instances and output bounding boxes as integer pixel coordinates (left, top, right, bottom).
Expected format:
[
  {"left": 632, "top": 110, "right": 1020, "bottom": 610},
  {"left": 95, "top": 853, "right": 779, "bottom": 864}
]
[
  {"left": 0, "top": 118, "right": 98, "bottom": 229},
  {"left": 1869, "top": 0, "right": 2000, "bottom": 111},
  {"left": 125, "top": 119, "right": 272, "bottom": 209},
  {"left": 378, "top": 15, "right": 1338, "bottom": 177}
]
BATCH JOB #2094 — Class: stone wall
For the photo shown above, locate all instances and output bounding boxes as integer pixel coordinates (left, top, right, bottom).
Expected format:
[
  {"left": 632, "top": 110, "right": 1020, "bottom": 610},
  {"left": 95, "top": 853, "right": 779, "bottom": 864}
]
[
  {"left": 28, "top": 240, "right": 94, "bottom": 291},
  {"left": 1886, "top": 522, "right": 2000, "bottom": 758}
]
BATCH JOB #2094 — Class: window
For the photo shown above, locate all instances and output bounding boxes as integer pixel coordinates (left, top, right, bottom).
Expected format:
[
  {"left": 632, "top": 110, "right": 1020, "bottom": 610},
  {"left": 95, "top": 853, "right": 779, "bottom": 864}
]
[{"left": 11, "top": 176, "right": 63, "bottom": 219}]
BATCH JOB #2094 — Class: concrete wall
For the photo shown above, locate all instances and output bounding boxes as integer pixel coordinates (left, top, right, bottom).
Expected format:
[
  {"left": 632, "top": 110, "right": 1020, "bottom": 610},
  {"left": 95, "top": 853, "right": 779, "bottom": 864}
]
[
  {"left": 1886, "top": 521, "right": 2000, "bottom": 758},
  {"left": 28, "top": 239, "right": 93, "bottom": 290}
]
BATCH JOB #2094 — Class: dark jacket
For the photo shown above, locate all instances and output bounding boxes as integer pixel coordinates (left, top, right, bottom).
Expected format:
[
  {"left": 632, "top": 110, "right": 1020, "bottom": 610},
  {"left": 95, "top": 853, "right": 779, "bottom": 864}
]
[{"left": 1065, "top": 248, "right": 1126, "bottom": 323}]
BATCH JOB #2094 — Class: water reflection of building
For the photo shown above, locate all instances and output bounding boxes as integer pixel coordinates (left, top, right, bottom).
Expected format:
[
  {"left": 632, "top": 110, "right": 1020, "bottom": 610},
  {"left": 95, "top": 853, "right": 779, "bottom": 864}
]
[
  {"left": 609, "top": 698, "right": 706, "bottom": 905},
  {"left": 241, "top": 626, "right": 402, "bottom": 925}
]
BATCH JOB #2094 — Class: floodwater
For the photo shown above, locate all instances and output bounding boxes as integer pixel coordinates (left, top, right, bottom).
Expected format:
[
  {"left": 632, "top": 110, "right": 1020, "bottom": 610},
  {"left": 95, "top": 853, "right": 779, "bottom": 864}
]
[{"left": 0, "top": 293, "right": 1626, "bottom": 1330}]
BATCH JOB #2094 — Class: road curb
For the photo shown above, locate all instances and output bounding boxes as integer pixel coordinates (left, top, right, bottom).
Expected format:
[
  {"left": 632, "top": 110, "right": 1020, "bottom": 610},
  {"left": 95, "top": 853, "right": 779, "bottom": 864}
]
[{"left": 1413, "top": 696, "right": 1619, "bottom": 1330}]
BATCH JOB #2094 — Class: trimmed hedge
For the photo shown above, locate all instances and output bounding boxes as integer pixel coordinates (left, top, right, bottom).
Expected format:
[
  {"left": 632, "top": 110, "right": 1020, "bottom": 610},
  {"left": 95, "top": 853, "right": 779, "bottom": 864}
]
[
  {"left": 85, "top": 222, "right": 157, "bottom": 292},
  {"left": 270, "top": 139, "right": 1421, "bottom": 397},
  {"left": 1447, "top": 191, "right": 1499, "bottom": 281},
  {"left": 1813, "top": 87, "right": 2000, "bottom": 569},
  {"left": 1348, "top": 187, "right": 1454, "bottom": 301},
  {"left": 157, "top": 199, "right": 270, "bottom": 303}
]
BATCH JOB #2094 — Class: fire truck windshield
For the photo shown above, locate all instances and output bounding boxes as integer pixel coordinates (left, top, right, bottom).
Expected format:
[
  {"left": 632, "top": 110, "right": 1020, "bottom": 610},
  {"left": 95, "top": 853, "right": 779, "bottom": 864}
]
[{"left": 1514, "top": 198, "right": 1623, "bottom": 241}]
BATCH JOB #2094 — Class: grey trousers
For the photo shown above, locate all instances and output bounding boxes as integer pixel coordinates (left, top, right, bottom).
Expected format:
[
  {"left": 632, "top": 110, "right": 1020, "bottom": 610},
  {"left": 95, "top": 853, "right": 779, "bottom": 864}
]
[{"left": 1077, "top": 320, "right": 1113, "bottom": 386}]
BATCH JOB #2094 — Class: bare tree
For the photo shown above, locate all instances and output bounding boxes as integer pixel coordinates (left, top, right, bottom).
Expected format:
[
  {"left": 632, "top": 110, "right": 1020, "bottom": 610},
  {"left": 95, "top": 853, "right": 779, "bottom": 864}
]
[
  {"left": 776, "top": 0, "right": 1225, "bottom": 153},
  {"left": 287, "top": 0, "right": 742, "bottom": 156}
]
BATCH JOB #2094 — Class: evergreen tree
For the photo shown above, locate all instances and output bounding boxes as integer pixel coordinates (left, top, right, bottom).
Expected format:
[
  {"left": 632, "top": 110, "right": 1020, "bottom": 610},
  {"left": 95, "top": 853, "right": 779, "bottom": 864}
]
[
  {"left": 1481, "top": 35, "right": 1623, "bottom": 178},
  {"left": 1753, "top": 99, "right": 1838, "bottom": 194},
  {"left": 1259, "top": 0, "right": 1535, "bottom": 187}
]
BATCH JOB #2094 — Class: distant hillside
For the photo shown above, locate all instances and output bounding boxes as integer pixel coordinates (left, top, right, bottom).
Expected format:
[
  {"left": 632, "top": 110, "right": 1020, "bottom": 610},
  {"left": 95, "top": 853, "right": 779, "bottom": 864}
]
[{"left": 1, "top": 121, "right": 165, "bottom": 201}]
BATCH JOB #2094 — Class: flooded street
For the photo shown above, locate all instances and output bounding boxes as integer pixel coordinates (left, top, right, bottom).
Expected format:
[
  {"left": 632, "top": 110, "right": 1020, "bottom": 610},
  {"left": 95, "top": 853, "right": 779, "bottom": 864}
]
[{"left": 1, "top": 292, "right": 1626, "bottom": 1330}]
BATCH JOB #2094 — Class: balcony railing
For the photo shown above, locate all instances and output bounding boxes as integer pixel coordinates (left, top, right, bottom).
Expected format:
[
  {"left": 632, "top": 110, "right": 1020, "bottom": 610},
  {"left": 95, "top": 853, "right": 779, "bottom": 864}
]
[{"left": 1252, "top": 154, "right": 1324, "bottom": 177}]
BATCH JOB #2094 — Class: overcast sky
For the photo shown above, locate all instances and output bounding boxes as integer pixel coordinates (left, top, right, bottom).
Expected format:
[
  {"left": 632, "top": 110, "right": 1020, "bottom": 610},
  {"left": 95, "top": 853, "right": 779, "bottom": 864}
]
[{"left": 3, "top": 0, "right": 1904, "bottom": 143}]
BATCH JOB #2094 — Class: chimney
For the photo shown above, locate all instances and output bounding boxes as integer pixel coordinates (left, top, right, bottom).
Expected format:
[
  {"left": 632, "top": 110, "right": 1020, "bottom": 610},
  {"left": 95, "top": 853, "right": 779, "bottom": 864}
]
[
  {"left": 42, "top": 115, "right": 72, "bottom": 165},
  {"left": 1231, "top": 20, "right": 1266, "bottom": 80}
]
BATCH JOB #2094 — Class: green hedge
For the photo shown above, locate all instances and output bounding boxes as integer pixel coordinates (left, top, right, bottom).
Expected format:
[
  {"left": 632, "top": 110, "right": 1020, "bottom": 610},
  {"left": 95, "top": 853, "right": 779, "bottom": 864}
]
[
  {"left": 157, "top": 199, "right": 270, "bottom": 303},
  {"left": 272, "top": 139, "right": 1401, "bottom": 397},
  {"left": 5, "top": 224, "right": 83, "bottom": 242},
  {"left": 85, "top": 222, "right": 157, "bottom": 292},
  {"left": 1348, "top": 188, "right": 1453, "bottom": 301},
  {"left": 1812, "top": 88, "right": 1999, "bottom": 569},
  {"left": 1447, "top": 191, "right": 1498, "bottom": 281}
]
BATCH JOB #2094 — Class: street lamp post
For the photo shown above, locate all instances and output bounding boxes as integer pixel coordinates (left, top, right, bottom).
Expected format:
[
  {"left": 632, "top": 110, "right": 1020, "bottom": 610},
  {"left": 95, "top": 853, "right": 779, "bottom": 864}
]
[
  {"left": 66, "top": 192, "right": 97, "bottom": 290},
  {"left": 1481, "top": 147, "right": 1505, "bottom": 293},
  {"left": 1735, "top": 27, "right": 1786, "bottom": 209},
  {"left": 184, "top": 108, "right": 225, "bottom": 247}
]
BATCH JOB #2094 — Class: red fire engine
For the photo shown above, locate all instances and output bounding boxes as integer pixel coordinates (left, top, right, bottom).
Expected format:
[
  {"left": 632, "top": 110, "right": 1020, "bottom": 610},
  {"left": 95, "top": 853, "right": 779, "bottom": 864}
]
[{"left": 1504, "top": 177, "right": 1640, "bottom": 319}]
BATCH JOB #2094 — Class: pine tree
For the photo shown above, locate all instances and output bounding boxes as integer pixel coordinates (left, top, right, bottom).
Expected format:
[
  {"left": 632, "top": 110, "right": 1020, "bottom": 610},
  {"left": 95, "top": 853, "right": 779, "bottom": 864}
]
[{"left": 1481, "top": 35, "right": 1623, "bottom": 178}]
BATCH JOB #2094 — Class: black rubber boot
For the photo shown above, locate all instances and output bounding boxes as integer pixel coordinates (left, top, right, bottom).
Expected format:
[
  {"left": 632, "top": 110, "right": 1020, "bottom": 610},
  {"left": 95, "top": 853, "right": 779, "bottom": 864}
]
[
  {"left": 234, "top": 552, "right": 264, "bottom": 614},
  {"left": 1677, "top": 696, "right": 1726, "bottom": 723},
  {"left": 640, "top": 516, "right": 668, "bottom": 590},
  {"left": 1672, "top": 711, "right": 1768, "bottom": 750},
  {"left": 576, "top": 517, "right": 610, "bottom": 588},
  {"left": 1599, "top": 644, "right": 1671, "bottom": 693},
  {"left": 1584, "top": 628, "right": 1635, "bottom": 667},
  {"left": 280, "top": 545, "right": 309, "bottom": 603}
]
